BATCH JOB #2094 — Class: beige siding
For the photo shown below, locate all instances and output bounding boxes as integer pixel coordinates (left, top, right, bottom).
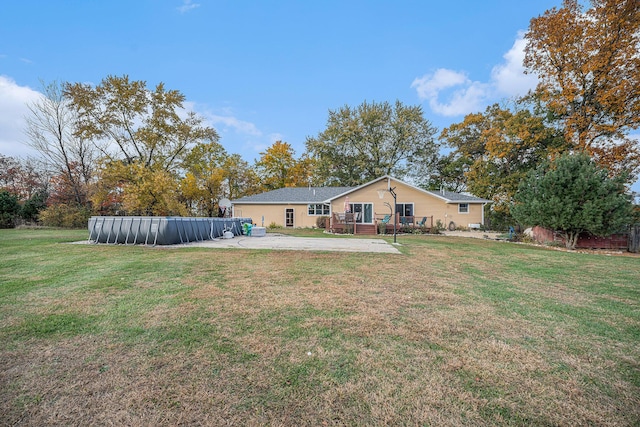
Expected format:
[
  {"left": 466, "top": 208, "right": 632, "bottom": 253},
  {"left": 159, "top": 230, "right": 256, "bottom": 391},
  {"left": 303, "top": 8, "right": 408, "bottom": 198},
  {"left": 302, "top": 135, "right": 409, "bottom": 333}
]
[
  {"left": 331, "top": 179, "right": 485, "bottom": 229},
  {"left": 233, "top": 177, "right": 486, "bottom": 230},
  {"left": 232, "top": 203, "right": 324, "bottom": 228}
]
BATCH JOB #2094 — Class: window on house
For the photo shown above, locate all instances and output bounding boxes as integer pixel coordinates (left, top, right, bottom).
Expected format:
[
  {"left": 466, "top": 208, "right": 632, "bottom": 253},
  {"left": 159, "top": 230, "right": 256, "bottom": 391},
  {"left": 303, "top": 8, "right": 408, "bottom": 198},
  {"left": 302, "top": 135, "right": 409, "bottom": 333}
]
[
  {"left": 308, "top": 204, "right": 330, "bottom": 216},
  {"left": 458, "top": 203, "right": 469, "bottom": 214},
  {"left": 395, "top": 203, "right": 414, "bottom": 217}
]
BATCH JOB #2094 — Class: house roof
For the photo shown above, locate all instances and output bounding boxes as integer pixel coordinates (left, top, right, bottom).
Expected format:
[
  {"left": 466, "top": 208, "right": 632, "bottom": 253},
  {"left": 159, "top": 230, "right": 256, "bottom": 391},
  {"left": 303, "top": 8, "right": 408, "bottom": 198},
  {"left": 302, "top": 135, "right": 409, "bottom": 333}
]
[
  {"left": 231, "top": 176, "right": 491, "bottom": 205},
  {"left": 424, "top": 189, "right": 491, "bottom": 203},
  {"left": 323, "top": 175, "right": 491, "bottom": 204},
  {"left": 232, "top": 186, "right": 355, "bottom": 204}
]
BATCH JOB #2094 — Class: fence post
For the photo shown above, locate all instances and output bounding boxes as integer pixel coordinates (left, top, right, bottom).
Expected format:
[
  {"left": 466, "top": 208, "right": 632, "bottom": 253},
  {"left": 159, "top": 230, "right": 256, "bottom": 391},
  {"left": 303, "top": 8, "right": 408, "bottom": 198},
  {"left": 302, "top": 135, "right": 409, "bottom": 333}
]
[{"left": 629, "top": 225, "right": 640, "bottom": 253}]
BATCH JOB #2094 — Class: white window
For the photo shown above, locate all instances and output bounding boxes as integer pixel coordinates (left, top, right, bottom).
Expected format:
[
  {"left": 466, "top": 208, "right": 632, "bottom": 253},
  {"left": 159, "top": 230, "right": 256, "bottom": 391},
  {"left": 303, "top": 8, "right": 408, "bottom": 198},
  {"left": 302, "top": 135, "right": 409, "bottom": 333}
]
[
  {"left": 347, "top": 202, "right": 373, "bottom": 223},
  {"left": 308, "top": 204, "right": 330, "bottom": 216},
  {"left": 458, "top": 203, "right": 469, "bottom": 214}
]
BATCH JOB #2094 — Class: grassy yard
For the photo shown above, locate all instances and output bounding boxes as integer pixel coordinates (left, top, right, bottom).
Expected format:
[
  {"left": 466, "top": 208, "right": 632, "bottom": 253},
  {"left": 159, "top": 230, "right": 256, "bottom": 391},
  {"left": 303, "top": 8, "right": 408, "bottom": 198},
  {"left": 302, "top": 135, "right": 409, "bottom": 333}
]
[{"left": 1, "top": 228, "right": 639, "bottom": 426}]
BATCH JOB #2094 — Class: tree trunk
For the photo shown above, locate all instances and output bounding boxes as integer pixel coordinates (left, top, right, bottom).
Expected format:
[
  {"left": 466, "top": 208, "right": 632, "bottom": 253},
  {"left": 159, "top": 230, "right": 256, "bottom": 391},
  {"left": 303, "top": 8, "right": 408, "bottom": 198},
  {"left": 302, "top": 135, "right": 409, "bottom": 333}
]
[{"left": 565, "top": 231, "right": 580, "bottom": 250}]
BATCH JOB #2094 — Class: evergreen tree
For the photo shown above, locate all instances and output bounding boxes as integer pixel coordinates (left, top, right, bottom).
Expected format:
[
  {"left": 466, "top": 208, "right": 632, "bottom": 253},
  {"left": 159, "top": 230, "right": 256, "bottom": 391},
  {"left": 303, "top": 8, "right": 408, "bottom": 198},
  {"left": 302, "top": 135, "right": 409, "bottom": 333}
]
[
  {"left": 512, "top": 153, "right": 632, "bottom": 249},
  {"left": 0, "top": 190, "right": 21, "bottom": 228},
  {"left": 21, "top": 189, "right": 48, "bottom": 222}
]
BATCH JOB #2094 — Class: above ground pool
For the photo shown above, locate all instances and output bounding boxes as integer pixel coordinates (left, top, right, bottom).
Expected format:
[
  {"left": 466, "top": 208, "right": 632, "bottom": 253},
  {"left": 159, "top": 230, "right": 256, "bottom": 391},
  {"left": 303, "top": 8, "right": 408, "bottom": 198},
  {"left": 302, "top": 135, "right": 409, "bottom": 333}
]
[{"left": 88, "top": 216, "right": 253, "bottom": 245}]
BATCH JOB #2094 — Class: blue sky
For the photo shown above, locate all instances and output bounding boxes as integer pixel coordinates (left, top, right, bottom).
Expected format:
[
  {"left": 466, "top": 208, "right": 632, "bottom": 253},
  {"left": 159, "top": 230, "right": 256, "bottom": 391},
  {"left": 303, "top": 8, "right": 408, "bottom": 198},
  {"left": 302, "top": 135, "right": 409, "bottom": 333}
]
[{"left": 2, "top": 0, "right": 637, "bottom": 193}]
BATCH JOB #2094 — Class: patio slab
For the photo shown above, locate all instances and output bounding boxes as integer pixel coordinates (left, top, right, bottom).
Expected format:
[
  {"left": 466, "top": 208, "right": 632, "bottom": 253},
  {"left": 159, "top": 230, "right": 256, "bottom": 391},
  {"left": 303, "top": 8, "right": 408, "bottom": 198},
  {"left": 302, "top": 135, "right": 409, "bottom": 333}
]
[{"left": 167, "top": 233, "right": 401, "bottom": 254}]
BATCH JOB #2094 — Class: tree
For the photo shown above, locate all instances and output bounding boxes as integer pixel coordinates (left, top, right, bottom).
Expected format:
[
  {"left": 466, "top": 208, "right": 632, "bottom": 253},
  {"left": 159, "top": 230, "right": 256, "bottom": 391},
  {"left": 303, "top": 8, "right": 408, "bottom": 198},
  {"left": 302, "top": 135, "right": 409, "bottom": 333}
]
[
  {"left": 66, "top": 75, "right": 218, "bottom": 171},
  {"left": 524, "top": 0, "right": 640, "bottom": 178},
  {"left": 221, "top": 154, "right": 260, "bottom": 200},
  {"left": 0, "top": 155, "right": 49, "bottom": 202},
  {"left": 179, "top": 141, "right": 228, "bottom": 216},
  {"left": 305, "top": 100, "right": 438, "bottom": 186},
  {"left": 21, "top": 189, "right": 48, "bottom": 222},
  {"left": 440, "top": 103, "right": 566, "bottom": 221},
  {"left": 0, "top": 190, "right": 20, "bottom": 228},
  {"left": 25, "top": 80, "right": 96, "bottom": 206},
  {"left": 65, "top": 75, "right": 219, "bottom": 215},
  {"left": 255, "top": 141, "right": 311, "bottom": 190},
  {"left": 512, "top": 153, "right": 632, "bottom": 249},
  {"left": 91, "top": 159, "right": 186, "bottom": 216},
  {"left": 422, "top": 153, "right": 471, "bottom": 193}
]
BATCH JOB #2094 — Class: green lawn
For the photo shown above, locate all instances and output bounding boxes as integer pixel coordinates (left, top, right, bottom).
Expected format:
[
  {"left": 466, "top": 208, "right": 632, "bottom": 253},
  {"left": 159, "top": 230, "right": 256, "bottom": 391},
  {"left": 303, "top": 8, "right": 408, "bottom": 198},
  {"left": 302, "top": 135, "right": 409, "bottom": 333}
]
[{"left": 1, "top": 228, "right": 639, "bottom": 426}]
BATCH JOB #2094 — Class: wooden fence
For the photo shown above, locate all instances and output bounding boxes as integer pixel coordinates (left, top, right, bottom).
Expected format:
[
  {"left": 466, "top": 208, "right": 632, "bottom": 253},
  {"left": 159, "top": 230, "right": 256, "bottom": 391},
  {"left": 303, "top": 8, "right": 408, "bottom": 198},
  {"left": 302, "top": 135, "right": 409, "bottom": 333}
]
[
  {"left": 532, "top": 225, "right": 640, "bottom": 253},
  {"left": 630, "top": 225, "right": 640, "bottom": 253}
]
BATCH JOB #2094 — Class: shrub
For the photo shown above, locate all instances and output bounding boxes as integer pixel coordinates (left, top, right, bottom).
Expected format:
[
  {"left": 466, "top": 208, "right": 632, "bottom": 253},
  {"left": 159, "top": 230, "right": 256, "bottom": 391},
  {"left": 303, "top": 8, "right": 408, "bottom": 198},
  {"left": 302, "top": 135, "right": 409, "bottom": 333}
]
[
  {"left": 378, "top": 221, "right": 387, "bottom": 234},
  {"left": 39, "top": 204, "right": 92, "bottom": 228},
  {"left": 316, "top": 216, "right": 329, "bottom": 228}
]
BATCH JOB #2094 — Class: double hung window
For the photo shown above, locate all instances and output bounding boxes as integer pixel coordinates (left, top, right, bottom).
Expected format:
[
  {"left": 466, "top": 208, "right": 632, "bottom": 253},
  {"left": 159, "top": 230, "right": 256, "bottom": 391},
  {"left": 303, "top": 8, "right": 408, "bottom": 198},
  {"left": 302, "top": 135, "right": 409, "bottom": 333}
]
[{"left": 308, "top": 204, "right": 330, "bottom": 215}]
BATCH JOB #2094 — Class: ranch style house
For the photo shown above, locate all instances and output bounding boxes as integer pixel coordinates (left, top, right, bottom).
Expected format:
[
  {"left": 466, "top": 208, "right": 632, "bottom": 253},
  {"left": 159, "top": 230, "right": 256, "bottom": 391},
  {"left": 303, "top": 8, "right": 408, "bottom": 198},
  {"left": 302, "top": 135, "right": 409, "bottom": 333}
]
[{"left": 231, "top": 175, "right": 491, "bottom": 235}]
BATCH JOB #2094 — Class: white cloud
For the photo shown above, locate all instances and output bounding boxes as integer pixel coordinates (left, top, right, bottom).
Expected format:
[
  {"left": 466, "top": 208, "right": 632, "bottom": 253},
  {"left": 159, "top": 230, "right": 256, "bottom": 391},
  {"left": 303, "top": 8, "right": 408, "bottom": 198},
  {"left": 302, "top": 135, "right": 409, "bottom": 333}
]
[
  {"left": 182, "top": 101, "right": 262, "bottom": 138},
  {"left": 207, "top": 113, "right": 262, "bottom": 137},
  {"left": 185, "top": 102, "right": 268, "bottom": 158},
  {"left": 411, "top": 69, "right": 490, "bottom": 116},
  {"left": 0, "top": 76, "right": 42, "bottom": 158},
  {"left": 411, "top": 68, "right": 469, "bottom": 100},
  {"left": 412, "top": 32, "right": 540, "bottom": 117},
  {"left": 177, "top": 0, "right": 200, "bottom": 13},
  {"left": 491, "top": 32, "right": 539, "bottom": 97}
]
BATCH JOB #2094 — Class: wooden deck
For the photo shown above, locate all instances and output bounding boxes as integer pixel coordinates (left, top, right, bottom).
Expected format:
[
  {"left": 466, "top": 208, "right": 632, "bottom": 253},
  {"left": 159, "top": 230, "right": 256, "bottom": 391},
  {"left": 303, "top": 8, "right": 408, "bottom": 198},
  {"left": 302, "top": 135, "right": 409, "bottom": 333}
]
[{"left": 329, "top": 213, "right": 433, "bottom": 235}]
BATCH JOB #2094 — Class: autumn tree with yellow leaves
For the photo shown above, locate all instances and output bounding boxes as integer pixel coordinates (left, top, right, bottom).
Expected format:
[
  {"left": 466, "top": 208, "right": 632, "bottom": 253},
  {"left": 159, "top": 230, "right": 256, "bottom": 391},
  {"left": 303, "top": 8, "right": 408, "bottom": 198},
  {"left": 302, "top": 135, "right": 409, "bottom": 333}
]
[
  {"left": 65, "top": 75, "right": 219, "bottom": 215},
  {"left": 255, "top": 141, "right": 314, "bottom": 190}
]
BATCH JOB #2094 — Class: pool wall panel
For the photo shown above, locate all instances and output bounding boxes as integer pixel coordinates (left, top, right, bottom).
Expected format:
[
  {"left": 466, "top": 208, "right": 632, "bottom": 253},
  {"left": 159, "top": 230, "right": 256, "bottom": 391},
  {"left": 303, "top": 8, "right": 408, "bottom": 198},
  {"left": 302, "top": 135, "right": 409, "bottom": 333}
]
[{"left": 88, "top": 216, "right": 252, "bottom": 245}]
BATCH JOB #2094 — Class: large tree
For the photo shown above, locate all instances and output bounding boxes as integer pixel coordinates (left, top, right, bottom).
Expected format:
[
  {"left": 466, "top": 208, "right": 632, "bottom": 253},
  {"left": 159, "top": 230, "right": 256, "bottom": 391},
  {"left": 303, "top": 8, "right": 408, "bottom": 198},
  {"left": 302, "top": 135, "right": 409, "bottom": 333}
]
[
  {"left": 524, "top": 0, "right": 640, "bottom": 178},
  {"left": 65, "top": 75, "right": 218, "bottom": 215},
  {"left": 305, "top": 100, "right": 438, "bottom": 186},
  {"left": 66, "top": 75, "right": 218, "bottom": 170},
  {"left": 255, "top": 141, "right": 312, "bottom": 190},
  {"left": 25, "top": 80, "right": 96, "bottom": 206},
  {"left": 222, "top": 154, "right": 260, "bottom": 200},
  {"left": 179, "top": 141, "right": 228, "bottom": 216},
  {"left": 440, "top": 103, "right": 566, "bottom": 218},
  {"left": 512, "top": 152, "right": 632, "bottom": 250}
]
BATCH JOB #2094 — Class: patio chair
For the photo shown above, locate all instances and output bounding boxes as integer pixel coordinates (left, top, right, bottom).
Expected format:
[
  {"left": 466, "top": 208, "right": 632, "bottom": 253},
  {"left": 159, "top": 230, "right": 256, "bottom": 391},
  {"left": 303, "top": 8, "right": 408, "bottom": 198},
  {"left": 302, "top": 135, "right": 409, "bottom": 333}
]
[{"left": 417, "top": 216, "right": 427, "bottom": 227}]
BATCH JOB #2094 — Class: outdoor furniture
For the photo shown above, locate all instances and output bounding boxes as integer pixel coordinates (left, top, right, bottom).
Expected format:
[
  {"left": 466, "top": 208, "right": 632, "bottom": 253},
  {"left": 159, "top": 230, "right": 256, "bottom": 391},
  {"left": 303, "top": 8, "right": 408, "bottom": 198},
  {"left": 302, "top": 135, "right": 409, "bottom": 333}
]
[{"left": 417, "top": 217, "right": 427, "bottom": 227}]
